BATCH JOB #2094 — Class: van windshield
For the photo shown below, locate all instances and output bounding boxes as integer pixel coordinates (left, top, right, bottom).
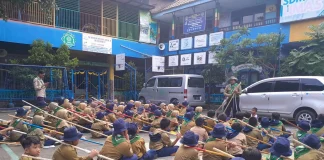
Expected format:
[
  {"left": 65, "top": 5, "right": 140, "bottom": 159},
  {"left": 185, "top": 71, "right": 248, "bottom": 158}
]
[{"left": 188, "top": 77, "right": 204, "bottom": 88}]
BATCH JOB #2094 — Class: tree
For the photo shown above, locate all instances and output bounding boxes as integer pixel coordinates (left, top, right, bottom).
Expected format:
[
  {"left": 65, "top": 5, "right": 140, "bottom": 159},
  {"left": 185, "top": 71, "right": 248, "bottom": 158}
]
[
  {"left": 280, "top": 23, "right": 324, "bottom": 76},
  {"left": 122, "top": 61, "right": 144, "bottom": 92},
  {"left": 201, "top": 64, "right": 225, "bottom": 84}
]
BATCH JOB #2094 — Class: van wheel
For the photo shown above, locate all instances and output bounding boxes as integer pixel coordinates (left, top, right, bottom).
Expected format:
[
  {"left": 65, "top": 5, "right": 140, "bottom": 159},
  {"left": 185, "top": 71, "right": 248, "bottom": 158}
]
[
  {"left": 139, "top": 97, "right": 146, "bottom": 104},
  {"left": 170, "top": 98, "right": 178, "bottom": 105},
  {"left": 295, "top": 109, "right": 316, "bottom": 122}
]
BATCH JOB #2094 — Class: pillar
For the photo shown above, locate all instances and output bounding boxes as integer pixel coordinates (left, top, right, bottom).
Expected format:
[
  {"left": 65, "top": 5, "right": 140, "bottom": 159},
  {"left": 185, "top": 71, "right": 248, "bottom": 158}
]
[
  {"left": 108, "top": 55, "right": 114, "bottom": 100},
  {"left": 53, "top": 0, "right": 56, "bottom": 27},
  {"left": 101, "top": 0, "right": 103, "bottom": 35},
  {"left": 214, "top": 8, "right": 219, "bottom": 32},
  {"left": 116, "top": 4, "right": 119, "bottom": 37},
  {"left": 171, "top": 14, "right": 175, "bottom": 39}
]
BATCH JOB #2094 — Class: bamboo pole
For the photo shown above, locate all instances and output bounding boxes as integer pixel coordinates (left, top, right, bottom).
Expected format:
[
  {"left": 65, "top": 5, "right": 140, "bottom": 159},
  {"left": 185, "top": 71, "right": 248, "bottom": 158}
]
[
  {"left": 21, "top": 154, "right": 52, "bottom": 160},
  {"left": 212, "top": 147, "right": 235, "bottom": 158}
]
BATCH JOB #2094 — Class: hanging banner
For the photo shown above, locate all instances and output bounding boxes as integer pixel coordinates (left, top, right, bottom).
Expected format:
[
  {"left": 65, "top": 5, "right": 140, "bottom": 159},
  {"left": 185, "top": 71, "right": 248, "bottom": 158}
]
[
  {"left": 169, "top": 39, "right": 179, "bottom": 51},
  {"left": 209, "top": 32, "right": 224, "bottom": 46},
  {"left": 152, "top": 56, "right": 165, "bottom": 72},
  {"left": 116, "top": 53, "right": 125, "bottom": 71},
  {"left": 181, "top": 37, "right": 193, "bottom": 50},
  {"left": 139, "top": 11, "right": 157, "bottom": 44},
  {"left": 208, "top": 51, "right": 218, "bottom": 64},
  {"left": 183, "top": 12, "right": 206, "bottom": 34},
  {"left": 82, "top": 33, "right": 112, "bottom": 54},
  {"left": 194, "top": 34, "right": 207, "bottom": 48},
  {"left": 231, "top": 63, "right": 262, "bottom": 73},
  {"left": 194, "top": 52, "right": 206, "bottom": 65},
  {"left": 180, "top": 54, "right": 192, "bottom": 66},
  {"left": 168, "top": 55, "right": 179, "bottom": 67}
]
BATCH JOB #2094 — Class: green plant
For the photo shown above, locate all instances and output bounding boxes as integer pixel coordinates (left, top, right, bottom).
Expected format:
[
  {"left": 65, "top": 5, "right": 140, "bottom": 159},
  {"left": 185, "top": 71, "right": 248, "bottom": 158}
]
[{"left": 122, "top": 61, "right": 144, "bottom": 91}]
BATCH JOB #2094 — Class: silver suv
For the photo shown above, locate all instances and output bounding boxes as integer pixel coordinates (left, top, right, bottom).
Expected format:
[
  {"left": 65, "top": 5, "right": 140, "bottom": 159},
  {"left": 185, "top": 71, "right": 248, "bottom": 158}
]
[{"left": 240, "top": 76, "right": 324, "bottom": 122}]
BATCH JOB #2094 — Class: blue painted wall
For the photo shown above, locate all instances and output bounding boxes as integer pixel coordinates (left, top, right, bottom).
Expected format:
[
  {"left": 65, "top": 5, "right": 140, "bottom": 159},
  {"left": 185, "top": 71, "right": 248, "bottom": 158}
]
[{"left": 112, "top": 39, "right": 160, "bottom": 58}]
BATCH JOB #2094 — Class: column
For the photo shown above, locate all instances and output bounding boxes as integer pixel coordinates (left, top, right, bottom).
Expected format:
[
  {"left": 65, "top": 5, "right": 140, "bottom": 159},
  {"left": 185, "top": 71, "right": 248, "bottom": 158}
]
[
  {"left": 108, "top": 55, "right": 114, "bottom": 100},
  {"left": 214, "top": 8, "right": 219, "bottom": 32},
  {"left": 116, "top": 4, "right": 119, "bottom": 37},
  {"left": 171, "top": 14, "right": 175, "bottom": 39},
  {"left": 101, "top": 0, "right": 103, "bottom": 35}
]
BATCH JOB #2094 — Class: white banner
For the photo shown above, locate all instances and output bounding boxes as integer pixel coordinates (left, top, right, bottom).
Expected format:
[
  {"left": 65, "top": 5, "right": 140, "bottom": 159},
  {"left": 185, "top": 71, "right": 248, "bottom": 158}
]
[
  {"left": 181, "top": 37, "right": 193, "bottom": 50},
  {"left": 180, "top": 54, "right": 192, "bottom": 66},
  {"left": 209, "top": 32, "right": 224, "bottom": 46},
  {"left": 152, "top": 56, "right": 165, "bottom": 72},
  {"left": 139, "top": 11, "right": 157, "bottom": 44},
  {"left": 169, "top": 39, "right": 179, "bottom": 51},
  {"left": 194, "top": 34, "right": 207, "bottom": 48},
  {"left": 116, "top": 54, "right": 125, "bottom": 71},
  {"left": 208, "top": 51, "right": 218, "bottom": 64},
  {"left": 82, "top": 33, "right": 112, "bottom": 54},
  {"left": 168, "top": 55, "right": 179, "bottom": 67},
  {"left": 194, "top": 52, "right": 206, "bottom": 65}
]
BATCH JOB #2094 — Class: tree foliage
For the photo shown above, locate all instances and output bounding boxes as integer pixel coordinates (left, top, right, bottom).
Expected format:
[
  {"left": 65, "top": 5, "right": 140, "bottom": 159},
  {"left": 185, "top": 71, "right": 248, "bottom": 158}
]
[
  {"left": 122, "top": 61, "right": 144, "bottom": 91},
  {"left": 201, "top": 64, "right": 225, "bottom": 84}
]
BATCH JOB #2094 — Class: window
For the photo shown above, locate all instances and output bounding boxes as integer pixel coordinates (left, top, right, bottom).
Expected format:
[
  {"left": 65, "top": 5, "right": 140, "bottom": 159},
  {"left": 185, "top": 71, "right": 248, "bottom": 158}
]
[
  {"left": 248, "top": 81, "right": 273, "bottom": 93},
  {"left": 301, "top": 79, "right": 324, "bottom": 91},
  {"left": 146, "top": 78, "right": 156, "bottom": 87},
  {"left": 243, "top": 15, "right": 253, "bottom": 23},
  {"left": 273, "top": 80, "right": 300, "bottom": 92},
  {"left": 169, "top": 78, "right": 182, "bottom": 87},
  {"left": 188, "top": 77, "right": 204, "bottom": 88},
  {"left": 254, "top": 13, "right": 264, "bottom": 21},
  {"left": 158, "top": 78, "right": 169, "bottom": 87}
]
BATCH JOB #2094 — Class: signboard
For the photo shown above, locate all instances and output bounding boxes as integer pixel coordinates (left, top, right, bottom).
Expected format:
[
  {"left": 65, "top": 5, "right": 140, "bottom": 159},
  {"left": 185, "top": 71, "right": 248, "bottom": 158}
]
[
  {"left": 181, "top": 37, "right": 193, "bottom": 50},
  {"left": 280, "top": 0, "right": 324, "bottom": 23},
  {"left": 168, "top": 55, "right": 179, "bottom": 67},
  {"left": 208, "top": 51, "right": 218, "bottom": 64},
  {"left": 139, "top": 11, "right": 157, "bottom": 44},
  {"left": 152, "top": 56, "right": 165, "bottom": 72},
  {"left": 82, "top": 33, "right": 112, "bottom": 54},
  {"left": 180, "top": 54, "right": 192, "bottom": 66},
  {"left": 169, "top": 39, "right": 179, "bottom": 51},
  {"left": 183, "top": 12, "right": 206, "bottom": 34},
  {"left": 194, "top": 52, "right": 206, "bottom": 65},
  {"left": 231, "top": 64, "right": 262, "bottom": 73},
  {"left": 116, "top": 54, "right": 125, "bottom": 71},
  {"left": 194, "top": 34, "right": 207, "bottom": 48},
  {"left": 209, "top": 32, "right": 224, "bottom": 46}
]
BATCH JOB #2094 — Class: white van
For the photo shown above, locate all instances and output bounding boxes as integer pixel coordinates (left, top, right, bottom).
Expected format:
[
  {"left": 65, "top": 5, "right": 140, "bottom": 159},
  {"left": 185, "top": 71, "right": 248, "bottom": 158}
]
[{"left": 138, "top": 74, "right": 205, "bottom": 106}]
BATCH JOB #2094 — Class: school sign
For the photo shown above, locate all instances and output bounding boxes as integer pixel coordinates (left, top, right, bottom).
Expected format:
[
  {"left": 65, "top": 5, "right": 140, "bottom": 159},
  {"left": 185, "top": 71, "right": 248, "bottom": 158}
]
[{"left": 280, "top": 0, "right": 324, "bottom": 23}]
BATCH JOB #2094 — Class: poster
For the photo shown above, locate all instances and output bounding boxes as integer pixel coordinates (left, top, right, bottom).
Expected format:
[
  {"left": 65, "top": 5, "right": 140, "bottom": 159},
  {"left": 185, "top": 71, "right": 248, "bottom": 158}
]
[
  {"left": 169, "top": 39, "right": 179, "bottom": 51},
  {"left": 82, "top": 33, "right": 112, "bottom": 54},
  {"left": 180, "top": 54, "right": 192, "bottom": 66},
  {"left": 280, "top": 0, "right": 324, "bottom": 23},
  {"left": 181, "top": 37, "right": 193, "bottom": 50},
  {"left": 116, "top": 54, "right": 125, "bottom": 71},
  {"left": 194, "top": 52, "right": 206, "bottom": 65},
  {"left": 209, "top": 32, "right": 224, "bottom": 46},
  {"left": 183, "top": 12, "right": 206, "bottom": 34},
  {"left": 208, "top": 51, "right": 218, "bottom": 64},
  {"left": 168, "top": 55, "right": 179, "bottom": 67},
  {"left": 152, "top": 56, "right": 165, "bottom": 72},
  {"left": 139, "top": 11, "right": 157, "bottom": 44},
  {"left": 219, "top": 12, "right": 231, "bottom": 28},
  {"left": 194, "top": 34, "right": 207, "bottom": 48}
]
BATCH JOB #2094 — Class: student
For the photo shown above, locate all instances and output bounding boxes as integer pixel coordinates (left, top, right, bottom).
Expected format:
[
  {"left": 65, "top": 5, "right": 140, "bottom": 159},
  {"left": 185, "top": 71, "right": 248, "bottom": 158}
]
[
  {"left": 76, "top": 102, "right": 87, "bottom": 112},
  {"left": 205, "top": 110, "right": 217, "bottom": 132},
  {"left": 150, "top": 110, "right": 163, "bottom": 132},
  {"left": 169, "top": 110, "right": 179, "bottom": 131},
  {"left": 242, "top": 148, "right": 262, "bottom": 160},
  {"left": 180, "top": 111, "right": 196, "bottom": 135},
  {"left": 174, "top": 131, "right": 200, "bottom": 160},
  {"left": 242, "top": 117, "right": 263, "bottom": 148},
  {"left": 243, "top": 111, "right": 251, "bottom": 123},
  {"left": 227, "top": 122, "right": 247, "bottom": 157},
  {"left": 218, "top": 113, "right": 231, "bottom": 129},
  {"left": 310, "top": 114, "right": 324, "bottom": 136},
  {"left": 0, "top": 127, "right": 13, "bottom": 141},
  {"left": 295, "top": 134, "right": 322, "bottom": 160},
  {"left": 160, "top": 103, "right": 168, "bottom": 115},
  {"left": 267, "top": 137, "right": 292, "bottom": 160},
  {"left": 116, "top": 105, "right": 125, "bottom": 119},
  {"left": 78, "top": 107, "right": 94, "bottom": 133},
  {"left": 269, "top": 112, "right": 286, "bottom": 137},
  {"left": 293, "top": 120, "right": 310, "bottom": 146},
  {"left": 134, "top": 101, "right": 142, "bottom": 110},
  {"left": 149, "top": 118, "right": 181, "bottom": 157},
  {"left": 165, "top": 104, "right": 174, "bottom": 119},
  {"left": 190, "top": 117, "right": 209, "bottom": 142},
  {"left": 124, "top": 103, "right": 135, "bottom": 112},
  {"left": 52, "top": 126, "right": 99, "bottom": 160},
  {"left": 257, "top": 117, "right": 272, "bottom": 151},
  {"left": 251, "top": 108, "right": 258, "bottom": 119},
  {"left": 105, "top": 103, "right": 117, "bottom": 123},
  {"left": 134, "top": 106, "right": 145, "bottom": 130},
  {"left": 124, "top": 110, "right": 134, "bottom": 123},
  {"left": 203, "top": 124, "right": 228, "bottom": 160},
  {"left": 55, "top": 109, "right": 72, "bottom": 133},
  {"left": 19, "top": 136, "right": 41, "bottom": 160},
  {"left": 28, "top": 115, "right": 55, "bottom": 147},
  {"left": 99, "top": 118, "right": 138, "bottom": 160},
  {"left": 194, "top": 106, "right": 203, "bottom": 120},
  {"left": 179, "top": 101, "right": 189, "bottom": 116},
  {"left": 91, "top": 112, "right": 112, "bottom": 138},
  {"left": 9, "top": 108, "right": 29, "bottom": 142}
]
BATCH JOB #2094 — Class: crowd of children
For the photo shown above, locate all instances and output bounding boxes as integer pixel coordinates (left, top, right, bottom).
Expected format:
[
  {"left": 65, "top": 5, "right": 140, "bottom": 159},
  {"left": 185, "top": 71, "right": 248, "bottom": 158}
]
[{"left": 1, "top": 97, "right": 324, "bottom": 160}]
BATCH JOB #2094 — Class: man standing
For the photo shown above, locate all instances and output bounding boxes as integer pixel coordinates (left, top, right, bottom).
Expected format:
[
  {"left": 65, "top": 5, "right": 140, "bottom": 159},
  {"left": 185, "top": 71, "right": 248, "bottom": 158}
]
[
  {"left": 33, "top": 71, "right": 49, "bottom": 107},
  {"left": 224, "top": 76, "right": 241, "bottom": 118}
]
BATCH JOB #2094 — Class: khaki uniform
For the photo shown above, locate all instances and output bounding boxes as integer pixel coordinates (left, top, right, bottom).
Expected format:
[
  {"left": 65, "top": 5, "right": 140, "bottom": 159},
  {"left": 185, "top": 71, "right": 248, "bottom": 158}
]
[
  {"left": 310, "top": 127, "right": 324, "bottom": 137},
  {"left": 91, "top": 121, "right": 110, "bottom": 138},
  {"left": 28, "top": 128, "right": 45, "bottom": 147},
  {"left": 134, "top": 114, "right": 144, "bottom": 130},
  {"left": 174, "top": 145, "right": 199, "bottom": 160},
  {"left": 270, "top": 121, "right": 285, "bottom": 137},
  {"left": 130, "top": 135, "right": 146, "bottom": 158},
  {"left": 106, "top": 113, "right": 117, "bottom": 123},
  {"left": 150, "top": 118, "right": 162, "bottom": 132},
  {"left": 77, "top": 117, "right": 93, "bottom": 132},
  {"left": 149, "top": 130, "right": 173, "bottom": 150},
  {"left": 203, "top": 138, "right": 229, "bottom": 160},
  {"left": 179, "top": 107, "right": 186, "bottom": 116},
  {"left": 124, "top": 118, "right": 133, "bottom": 123},
  {"left": 295, "top": 148, "right": 323, "bottom": 160},
  {"left": 227, "top": 133, "right": 247, "bottom": 155},
  {"left": 245, "top": 128, "right": 263, "bottom": 148},
  {"left": 190, "top": 126, "right": 208, "bottom": 142},
  {"left": 169, "top": 117, "right": 179, "bottom": 131},
  {"left": 205, "top": 119, "right": 216, "bottom": 132},
  {"left": 99, "top": 136, "right": 134, "bottom": 160},
  {"left": 19, "top": 156, "right": 35, "bottom": 160},
  {"left": 52, "top": 144, "right": 91, "bottom": 160},
  {"left": 9, "top": 119, "right": 28, "bottom": 141},
  {"left": 180, "top": 121, "right": 195, "bottom": 135}
]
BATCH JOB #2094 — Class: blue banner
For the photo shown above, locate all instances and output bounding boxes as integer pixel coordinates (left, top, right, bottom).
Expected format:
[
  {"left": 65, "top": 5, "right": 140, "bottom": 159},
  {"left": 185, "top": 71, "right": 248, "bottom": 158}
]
[{"left": 183, "top": 12, "right": 206, "bottom": 34}]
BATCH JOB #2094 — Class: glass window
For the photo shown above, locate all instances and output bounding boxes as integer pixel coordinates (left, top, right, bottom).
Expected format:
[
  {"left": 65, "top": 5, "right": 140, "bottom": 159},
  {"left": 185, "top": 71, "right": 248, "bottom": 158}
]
[
  {"left": 248, "top": 81, "right": 273, "bottom": 93},
  {"left": 243, "top": 15, "right": 253, "bottom": 23},
  {"left": 273, "top": 80, "right": 300, "bottom": 92},
  {"left": 146, "top": 78, "right": 156, "bottom": 87},
  {"left": 301, "top": 79, "right": 324, "bottom": 91},
  {"left": 169, "top": 78, "right": 182, "bottom": 87},
  {"left": 188, "top": 77, "right": 204, "bottom": 88},
  {"left": 158, "top": 78, "right": 169, "bottom": 87}
]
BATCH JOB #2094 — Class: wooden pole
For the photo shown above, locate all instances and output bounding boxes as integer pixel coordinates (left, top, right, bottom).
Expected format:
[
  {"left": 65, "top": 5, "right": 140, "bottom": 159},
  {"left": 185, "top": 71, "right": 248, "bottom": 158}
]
[
  {"left": 212, "top": 147, "right": 235, "bottom": 158},
  {"left": 21, "top": 154, "right": 51, "bottom": 160}
]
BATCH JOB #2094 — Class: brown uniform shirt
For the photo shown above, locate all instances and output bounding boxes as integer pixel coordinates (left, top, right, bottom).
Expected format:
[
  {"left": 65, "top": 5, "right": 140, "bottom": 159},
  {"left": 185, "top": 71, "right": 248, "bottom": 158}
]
[
  {"left": 180, "top": 121, "right": 195, "bottom": 135},
  {"left": 19, "top": 156, "right": 35, "bottom": 160},
  {"left": 99, "top": 136, "right": 133, "bottom": 160},
  {"left": 205, "top": 119, "right": 216, "bottom": 132},
  {"left": 190, "top": 126, "right": 208, "bottom": 142},
  {"left": 106, "top": 113, "right": 117, "bottom": 123},
  {"left": 169, "top": 117, "right": 179, "bottom": 131},
  {"left": 130, "top": 136, "right": 146, "bottom": 158},
  {"left": 28, "top": 128, "right": 45, "bottom": 147},
  {"left": 227, "top": 133, "right": 247, "bottom": 155},
  {"left": 150, "top": 118, "right": 162, "bottom": 132},
  {"left": 52, "top": 144, "right": 92, "bottom": 160},
  {"left": 203, "top": 139, "right": 229, "bottom": 160},
  {"left": 245, "top": 128, "right": 263, "bottom": 148},
  {"left": 149, "top": 130, "right": 173, "bottom": 150},
  {"left": 9, "top": 119, "right": 28, "bottom": 141},
  {"left": 91, "top": 121, "right": 110, "bottom": 138},
  {"left": 310, "top": 127, "right": 324, "bottom": 137},
  {"left": 296, "top": 150, "right": 322, "bottom": 160},
  {"left": 174, "top": 145, "right": 199, "bottom": 160},
  {"left": 179, "top": 107, "right": 186, "bottom": 116}
]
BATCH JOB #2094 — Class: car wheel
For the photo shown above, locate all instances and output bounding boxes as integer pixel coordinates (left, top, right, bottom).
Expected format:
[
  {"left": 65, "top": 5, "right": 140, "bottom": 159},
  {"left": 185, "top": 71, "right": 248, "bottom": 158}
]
[
  {"left": 139, "top": 97, "right": 146, "bottom": 104},
  {"left": 295, "top": 109, "right": 316, "bottom": 122}
]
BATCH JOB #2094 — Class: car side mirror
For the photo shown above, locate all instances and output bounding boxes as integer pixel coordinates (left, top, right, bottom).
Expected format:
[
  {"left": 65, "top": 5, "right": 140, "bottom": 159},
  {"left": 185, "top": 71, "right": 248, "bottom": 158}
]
[
  {"left": 143, "top": 83, "right": 146, "bottom": 87},
  {"left": 242, "top": 89, "right": 248, "bottom": 94}
]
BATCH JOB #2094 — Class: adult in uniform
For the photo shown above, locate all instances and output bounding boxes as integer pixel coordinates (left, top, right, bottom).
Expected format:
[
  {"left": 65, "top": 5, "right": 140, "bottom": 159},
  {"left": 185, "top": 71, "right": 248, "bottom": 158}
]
[{"left": 224, "top": 76, "right": 241, "bottom": 118}]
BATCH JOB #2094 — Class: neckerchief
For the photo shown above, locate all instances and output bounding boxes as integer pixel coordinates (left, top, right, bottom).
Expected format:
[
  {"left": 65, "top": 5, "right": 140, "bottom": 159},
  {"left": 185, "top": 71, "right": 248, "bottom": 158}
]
[
  {"left": 270, "top": 120, "right": 282, "bottom": 127},
  {"left": 296, "top": 130, "right": 307, "bottom": 141},
  {"left": 56, "top": 120, "right": 62, "bottom": 128},
  {"left": 28, "top": 126, "right": 38, "bottom": 132},
  {"left": 166, "top": 110, "right": 172, "bottom": 118},
  {"left": 183, "top": 118, "right": 192, "bottom": 126},
  {"left": 310, "top": 120, "right": 324, "bottom": 134},
  {"left": 112, "top": 134, "right": 126, "bottom": 147},
  {"left": 75, "top": 108, "right": 82, "bottom": 112},
  {"left": 11, "top": 119, "right": 21, "bottom": 127},
  {"left": 206, "top": 137, "right": 216, "bottom": 142},
  {"left": 242, "top": 126, "right": 253, "bottom": 133},
  {"left": 267, "top": 154, "right": 284, "bottom": 160},
  {"left": 130, "top": 134, "right": 141, "bottom": 144},
  {"left": 53, "top": 107, "right": 62, "bottom": 115},
  {"left": 294, "top": 146, "right": 310, "bottom": 159},
  {"left": 226, "top": 131, "right": 239, "bottom": 139},
  {"left": 194, "top": 112, "right": 201, "bottom": 120},
  {"left": 228, "top": 83, "right": 238, "bottom": 94}
]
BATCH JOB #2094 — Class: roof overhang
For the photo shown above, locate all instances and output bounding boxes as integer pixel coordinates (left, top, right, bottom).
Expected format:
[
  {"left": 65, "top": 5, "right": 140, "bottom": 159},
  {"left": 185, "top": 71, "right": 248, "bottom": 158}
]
[{"left": 110, "top": 0, "right": 155, "bottom": 10}]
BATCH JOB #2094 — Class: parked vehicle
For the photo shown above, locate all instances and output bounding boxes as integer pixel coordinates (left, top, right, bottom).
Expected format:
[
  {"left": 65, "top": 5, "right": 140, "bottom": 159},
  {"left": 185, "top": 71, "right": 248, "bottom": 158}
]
[
  {"left": 240, "top": 76, "right": 324, "bottom": 122},
  {"left": 138, "top": 74, "right": 205, "bottom": 106}
]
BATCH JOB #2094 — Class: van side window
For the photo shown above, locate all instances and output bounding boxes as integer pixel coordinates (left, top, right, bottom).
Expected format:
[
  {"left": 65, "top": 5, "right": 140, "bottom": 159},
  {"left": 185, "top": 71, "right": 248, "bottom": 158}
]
[
  {"left": 273, "top": 80, "right": 300, "bottom": 92},
  {"left": 158, "top": 78, "right": 169, "bottom": 87},
  {"left": 301, "top": 79, "right": 324, "bottom": 91},
  {"left": 248, "top": 81, "right": 273, "bottom": 93},
  {"left": 169, "top": 78, "right": 182, "bottom": 87},
  {"left": 146, "top": 78, "right": 156, "bottom": 87},
  {"left": 188, "top": 77, "right": 204, "bottom": 88}
]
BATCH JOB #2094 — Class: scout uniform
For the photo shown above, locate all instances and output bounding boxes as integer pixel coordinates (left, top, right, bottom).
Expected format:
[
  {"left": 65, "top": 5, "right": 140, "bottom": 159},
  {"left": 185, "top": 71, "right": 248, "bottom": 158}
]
[
  {"left": 203, "top": 124, "right": 229, "bottom": 160},
  {"left": 193, "top": 106, "right": 203, "bottom": 121},
  {"left": 160, "top": 103, "right": 168, "bottom": 115},
  {"left": 257, "top": 117, "right": 272, "bottom": 151},
  {"left": 169, "top": 110, "right": 179, "bottom": 131},
  {"left": 124, "top": 110, "right": 134, "bottom": 123},
  {"left": 190, "top": 117, "right": 208, "bottom": 142},
  {"left": 19, "top": 156, "right": 35, "bottom": 160},
  {"left": 46, "top": 102, "right": 60, "bottom": 127},
  {"left": 77, "top": 108, "right": 93, "bottom": 133},
  {"left": 180, "top": 112, "right": 196, "bottom": 135},
  {"left": 224, "top": 76, "right": 242, "bottom": 117},
  {"left": 9, "top": 108, "right": 29, "bottom": 141},
  {"left": 134, "top": 106, "right": 145, "bottom": 130},
  {"left": 205, "top": 118, "right": 217, "bottom": 132},
  {"left": 150, "top": 110, "right": 163, "bottom": 132},
  {"left": 227, "top": 129, "right": 247, "bottom": 156},
  {"left": 266, "top": 137, "right": 292, "bottom": 160},
  {"left": 55, "top": 109, "right": 71, "bottom": 133},
  {"left": 149, "top": 129, "right": 179, "bottom": 157},
  {"left": 269, "top": 119, "right": 286, "bottom": 137},
  {"left": 310, "top": 119, "right": 324, "bottom": 137},
  {"left": 27, "top": 115, "right": 46, "bottom": 147},
  {"left": 105, "top": 104, "right": 117, "bottom": 123},
  {"left": 91, "top": 112, "right": 112, "bottom": 138},
  {"left": 174, "top": 131, "right": 200, "bottom": 160},
  {"left": 179, "top": 101, "right": 189, "bottom": 116},
  {"left": 116, "top": 105, "right": 125, "bottom": 119},
  {"left": 295, "top": 134, "right": 322, "bottom": 160},
  {"left": 165, "top": 104, "right": 174, "bottom": 119},
  {"left": 242, "top": 126, "right": 263, "bottom": 148},
  {"left": 293, "top": 120, "right": 310, "bottom": 147}
]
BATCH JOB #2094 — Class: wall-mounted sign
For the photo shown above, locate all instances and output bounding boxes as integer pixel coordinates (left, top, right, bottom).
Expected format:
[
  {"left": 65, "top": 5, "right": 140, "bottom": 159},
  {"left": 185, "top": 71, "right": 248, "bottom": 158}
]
[
  {"left": 280, "top": 0, "right": 324, "bottom": 23},
  {"left": 116, "top": 53, "right": 125, "bottom": 71},
  {"left": 231, "top": 63, "right": 262, "bottom": 73},
  {"left": 152, "top": 56, "right": 165, "bottom": 72},
  {"left": 208, "top": 51, "right": 218, "bottom": 64},
  {"left": 194, "top": 34, "right": 207, "bottom": 48},
  {"left": 61, "top": 32, "right": 76, "bottom": 48},
  {"left": 209, "top": 32, "right": 224, "bottom": 46},
  {"left": 169, "top": 39, "right": 179, "bottom": 51},
  {"left": 139, "top": 11, "right": 157, "bottom": 44},
  {"left": 183, "top": 12, "right": 206, "bottom": 34},
  {"left": 180, "top": 54, "right": 192, "bottom": 66},
  {"left": 194, "top": 52, "right": 206, "bottom": 65},
  {"left": 181, "top": 37, "right": 193, "bottom": 50},
  {"left": 82, "top": 33, "right": 112, "bottom": 54},
  {"left": 168, "top": 55, "right": 179, "bottom": 67}
]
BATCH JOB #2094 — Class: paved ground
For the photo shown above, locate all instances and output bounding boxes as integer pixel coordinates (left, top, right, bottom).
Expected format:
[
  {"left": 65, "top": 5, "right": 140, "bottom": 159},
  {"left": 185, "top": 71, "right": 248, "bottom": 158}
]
[{"left": 0, "top": 110, "right": 297, "bottom": 160}]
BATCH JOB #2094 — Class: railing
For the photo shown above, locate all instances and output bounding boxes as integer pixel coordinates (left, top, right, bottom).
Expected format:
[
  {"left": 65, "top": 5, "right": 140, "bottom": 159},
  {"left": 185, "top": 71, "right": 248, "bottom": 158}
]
[
  {"left": 219, "top": 18, "right": 278, "bottom": 32},
  {"left": 206, "top": 93, "right": 224, "bottom": 104},
  {"left": 119, "top": 21, "right": 139, "bottom": 41},
  {"left": 103, "top": 17, "right": 117, "bottom": 37},
  {"left": 0, "top": 89, "right": 72, "bottom": 101}
]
